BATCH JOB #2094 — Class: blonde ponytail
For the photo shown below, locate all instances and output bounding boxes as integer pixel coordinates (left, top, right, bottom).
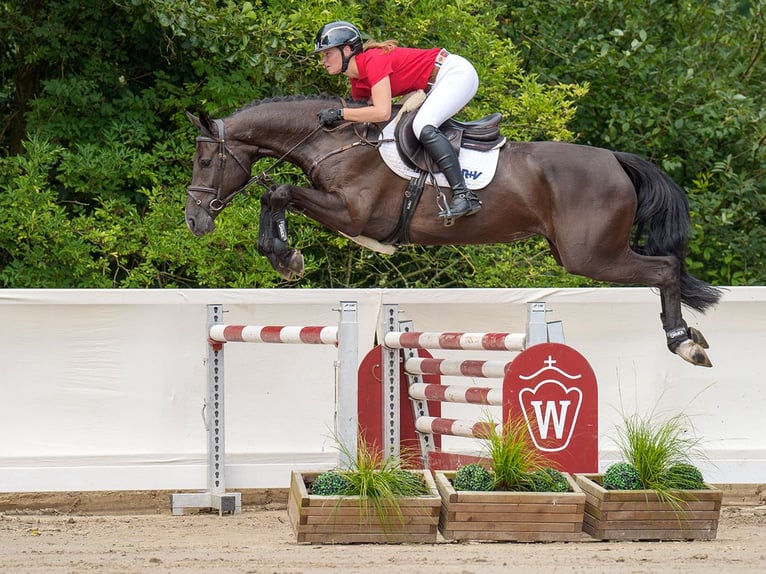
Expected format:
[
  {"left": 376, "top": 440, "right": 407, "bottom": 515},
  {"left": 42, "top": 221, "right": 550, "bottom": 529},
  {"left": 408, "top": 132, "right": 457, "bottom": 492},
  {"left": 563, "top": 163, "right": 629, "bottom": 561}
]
[{"left": 362, "top": 39, "right": 399, "bottom": 53}]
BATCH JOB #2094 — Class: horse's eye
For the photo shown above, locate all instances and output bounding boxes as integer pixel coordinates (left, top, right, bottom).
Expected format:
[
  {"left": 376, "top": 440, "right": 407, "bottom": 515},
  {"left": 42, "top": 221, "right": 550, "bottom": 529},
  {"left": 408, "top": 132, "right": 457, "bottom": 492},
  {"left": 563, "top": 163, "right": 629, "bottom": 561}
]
[{"left": 200, "top": 158, "right": 212, "bottom": 168}]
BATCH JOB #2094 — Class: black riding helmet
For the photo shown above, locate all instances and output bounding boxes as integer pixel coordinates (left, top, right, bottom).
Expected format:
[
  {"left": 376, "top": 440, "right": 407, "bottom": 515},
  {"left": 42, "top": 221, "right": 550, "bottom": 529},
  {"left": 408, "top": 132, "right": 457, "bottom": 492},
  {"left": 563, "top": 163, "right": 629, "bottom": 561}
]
[{"left": 313, "top": 21, "right": 363, "bottom": 73}]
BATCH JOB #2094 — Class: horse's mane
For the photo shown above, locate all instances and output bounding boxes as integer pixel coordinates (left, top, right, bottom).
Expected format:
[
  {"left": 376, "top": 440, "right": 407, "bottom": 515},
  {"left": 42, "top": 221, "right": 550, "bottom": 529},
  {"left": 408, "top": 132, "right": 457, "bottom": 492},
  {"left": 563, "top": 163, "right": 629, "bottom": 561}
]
[
  {"left": 233, "top": 94, "right": 351, "bottom": 115},
  {"left": 232, "top": 94, "right": 370, "bottom": 116}
]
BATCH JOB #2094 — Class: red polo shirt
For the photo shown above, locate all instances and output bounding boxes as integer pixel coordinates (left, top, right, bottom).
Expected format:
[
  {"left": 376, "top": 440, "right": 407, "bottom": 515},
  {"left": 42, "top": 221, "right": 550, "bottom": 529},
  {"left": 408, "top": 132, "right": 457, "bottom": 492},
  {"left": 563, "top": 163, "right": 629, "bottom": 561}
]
[{"left": 350, "top": 47, "right": 442, "bottom": 101}]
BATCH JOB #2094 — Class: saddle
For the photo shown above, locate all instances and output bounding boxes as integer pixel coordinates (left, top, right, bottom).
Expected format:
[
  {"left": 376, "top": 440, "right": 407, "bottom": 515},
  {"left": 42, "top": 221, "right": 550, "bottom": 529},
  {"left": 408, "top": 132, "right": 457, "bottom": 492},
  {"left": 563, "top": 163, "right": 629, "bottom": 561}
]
[
  {"left": 394, "top": 110, "right": 505, "bottom": 172},
  {"left": 380, "top": 109, "right": 505, "bottom": 244}
]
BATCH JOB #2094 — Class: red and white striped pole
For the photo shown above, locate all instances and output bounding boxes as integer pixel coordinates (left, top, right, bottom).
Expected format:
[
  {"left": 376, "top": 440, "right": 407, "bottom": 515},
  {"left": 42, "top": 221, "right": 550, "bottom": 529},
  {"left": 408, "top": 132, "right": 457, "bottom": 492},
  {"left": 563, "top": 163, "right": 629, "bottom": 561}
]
[
  {"left": 414, "top": 416, "right": 500, "bottom": 439},
  {"left": 209, "top": 325, "right": 338, "bottom": 345},
  {"left": 404, "top": 357, "right": 514, "bottom": 378},
  {"left": 384, "top": 331, "right": 525, "bottom": 351},
  {"left": 408, "top": 382, "right": 502, "bottom": 406}
]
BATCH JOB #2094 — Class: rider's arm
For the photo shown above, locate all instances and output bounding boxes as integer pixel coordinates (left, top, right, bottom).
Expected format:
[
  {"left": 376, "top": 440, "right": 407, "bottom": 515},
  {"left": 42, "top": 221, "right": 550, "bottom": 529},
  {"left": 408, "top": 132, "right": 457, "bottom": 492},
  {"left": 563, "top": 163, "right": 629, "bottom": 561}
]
[{"left": 341, "top": 77, "right": 392, "bottom": 123}]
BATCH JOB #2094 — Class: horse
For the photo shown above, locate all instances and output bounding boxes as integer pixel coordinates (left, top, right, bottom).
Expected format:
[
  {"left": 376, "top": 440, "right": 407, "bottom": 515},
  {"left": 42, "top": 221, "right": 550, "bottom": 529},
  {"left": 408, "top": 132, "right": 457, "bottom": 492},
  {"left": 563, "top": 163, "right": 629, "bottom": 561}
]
[{"left": 185, "top": 95, "right": 722, "bottom": 367}]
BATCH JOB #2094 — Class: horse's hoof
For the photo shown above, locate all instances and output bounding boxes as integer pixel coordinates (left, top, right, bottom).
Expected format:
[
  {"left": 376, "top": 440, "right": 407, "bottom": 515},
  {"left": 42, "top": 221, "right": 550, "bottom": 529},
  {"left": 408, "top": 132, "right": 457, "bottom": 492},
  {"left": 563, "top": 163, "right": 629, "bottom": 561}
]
[
  {"left": 275, "top": 250, "right": 305, "bottom": 281},
  {"left": 674, "top": 339, "right": 713, "bottom": 367},
  {"left": 277, "top": 268, "right": 294, "bottom": 281},
  {"left": 286, "top": 250, "right": 305, "bottom": 277},
  {"left": 687, "top": 327, "right": 709, "bottom": 349}
]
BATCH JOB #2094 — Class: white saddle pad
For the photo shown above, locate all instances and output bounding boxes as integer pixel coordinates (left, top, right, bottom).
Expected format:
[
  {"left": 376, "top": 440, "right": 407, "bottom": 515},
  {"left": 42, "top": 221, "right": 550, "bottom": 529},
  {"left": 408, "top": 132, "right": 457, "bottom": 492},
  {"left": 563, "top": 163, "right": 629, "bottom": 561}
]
[{"left": 378, "top": 119, "right": 503, "bottom": 190}]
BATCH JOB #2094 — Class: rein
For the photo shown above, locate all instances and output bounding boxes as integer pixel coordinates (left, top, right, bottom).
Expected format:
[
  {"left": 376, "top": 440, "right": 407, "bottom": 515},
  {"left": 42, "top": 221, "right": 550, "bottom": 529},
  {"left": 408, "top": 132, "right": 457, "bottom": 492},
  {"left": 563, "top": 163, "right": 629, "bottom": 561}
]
[{"left": 307, "top": 123, "right": 383, "bottom": 180}]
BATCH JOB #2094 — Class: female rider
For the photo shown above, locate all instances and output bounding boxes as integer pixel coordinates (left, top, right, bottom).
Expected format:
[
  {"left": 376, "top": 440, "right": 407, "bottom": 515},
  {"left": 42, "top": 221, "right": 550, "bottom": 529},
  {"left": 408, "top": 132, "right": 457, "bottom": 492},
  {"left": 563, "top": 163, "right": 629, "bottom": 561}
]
[{"left": 313, "top": 21, "right": 481, "bottom": 221}]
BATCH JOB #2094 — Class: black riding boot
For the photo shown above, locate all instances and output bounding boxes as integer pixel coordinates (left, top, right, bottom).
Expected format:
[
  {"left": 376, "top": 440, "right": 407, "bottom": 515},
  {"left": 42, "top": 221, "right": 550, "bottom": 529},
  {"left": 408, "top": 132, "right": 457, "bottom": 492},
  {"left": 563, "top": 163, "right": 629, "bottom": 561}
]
[{"left": 419, "top": 125, "right": 482, "bottom": 221}]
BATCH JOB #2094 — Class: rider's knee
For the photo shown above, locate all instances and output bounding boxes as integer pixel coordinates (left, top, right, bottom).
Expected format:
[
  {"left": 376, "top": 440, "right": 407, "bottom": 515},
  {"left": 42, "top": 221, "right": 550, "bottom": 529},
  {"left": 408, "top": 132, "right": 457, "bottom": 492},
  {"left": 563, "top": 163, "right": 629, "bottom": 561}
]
[
  {"left": 415, "top": 123, "right": 440, "bottom": 142},
  {"left": 412, "top": 117, "right": 437, "bottom": 140}
]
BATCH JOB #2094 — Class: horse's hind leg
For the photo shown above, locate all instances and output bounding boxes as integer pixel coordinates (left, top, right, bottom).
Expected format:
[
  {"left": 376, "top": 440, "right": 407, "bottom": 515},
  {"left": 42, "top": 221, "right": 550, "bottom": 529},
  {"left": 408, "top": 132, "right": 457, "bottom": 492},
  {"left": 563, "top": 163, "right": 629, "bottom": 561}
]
[
  {"left": 257, "top": 190, "right": 304, "bottom": 280},
  {"left": 559, "top": 245, "right": 712, "bottom": 367}
]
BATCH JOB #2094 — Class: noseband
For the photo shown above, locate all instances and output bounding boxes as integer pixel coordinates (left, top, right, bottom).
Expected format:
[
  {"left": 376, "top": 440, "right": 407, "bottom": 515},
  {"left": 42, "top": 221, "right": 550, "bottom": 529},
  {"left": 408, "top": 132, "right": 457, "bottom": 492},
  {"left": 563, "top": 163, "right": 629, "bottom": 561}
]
[{"left": 187, "top": 118, "right": 256, "bottom": 215}]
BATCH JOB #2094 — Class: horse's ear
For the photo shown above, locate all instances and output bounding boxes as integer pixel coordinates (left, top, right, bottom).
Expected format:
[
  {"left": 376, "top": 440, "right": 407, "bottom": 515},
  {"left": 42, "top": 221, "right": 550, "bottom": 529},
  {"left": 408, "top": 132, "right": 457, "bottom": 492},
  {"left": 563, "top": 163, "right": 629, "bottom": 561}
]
[
  {"left": 186, "top": 109, "right": 215, "bottom": 133},
  {"left": 198, "top": 110, "right": 214, "bottom": 133},
  {"left": 186, "top": 110, "right": 202, "bottom": 130}
]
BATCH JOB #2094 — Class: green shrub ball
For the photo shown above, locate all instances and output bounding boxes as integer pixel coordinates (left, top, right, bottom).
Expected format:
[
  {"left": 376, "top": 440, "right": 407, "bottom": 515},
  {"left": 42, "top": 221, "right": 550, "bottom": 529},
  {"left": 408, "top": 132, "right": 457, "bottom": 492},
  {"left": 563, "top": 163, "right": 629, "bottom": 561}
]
[
  {"left": 530, "top": 468, "right": 569, "bottom": 492},
  {"left": 311, "top": 471, "right": 352, "bottom": 495},
  {"left": 665, "top": 463, "right": 705, "bottom": 489},
  {"left": 603, "top": 462, "right": 643, "bottom": 490},
  {"left": 392, "top": 470, "right": 429, "bottom": 495},
  {"left": 453, "top": 463, "right": 494, "bottom": 491}
]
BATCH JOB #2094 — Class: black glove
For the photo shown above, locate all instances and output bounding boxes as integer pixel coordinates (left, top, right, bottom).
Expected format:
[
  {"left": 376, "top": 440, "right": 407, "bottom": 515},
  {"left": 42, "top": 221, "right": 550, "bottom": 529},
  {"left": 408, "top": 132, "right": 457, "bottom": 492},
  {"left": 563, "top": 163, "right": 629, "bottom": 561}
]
[{"left": 318, "top": 108, "right": 344, "bottom": 128}]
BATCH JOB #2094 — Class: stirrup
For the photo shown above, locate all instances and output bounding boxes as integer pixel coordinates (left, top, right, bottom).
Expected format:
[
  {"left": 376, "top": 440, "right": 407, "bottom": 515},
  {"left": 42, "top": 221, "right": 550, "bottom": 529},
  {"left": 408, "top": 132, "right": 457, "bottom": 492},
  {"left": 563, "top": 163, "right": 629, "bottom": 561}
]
[{"left": 438, "top": 192, "right": 481, "bottom": 225}]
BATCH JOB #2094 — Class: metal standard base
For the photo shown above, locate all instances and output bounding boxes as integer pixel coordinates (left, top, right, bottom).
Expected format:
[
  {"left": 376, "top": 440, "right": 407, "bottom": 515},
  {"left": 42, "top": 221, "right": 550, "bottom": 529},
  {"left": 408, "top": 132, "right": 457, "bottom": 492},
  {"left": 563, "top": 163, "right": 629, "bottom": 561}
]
[
  {"left": 170, "top": 304, "right": 241, "bottom": 516},
  {"left": 170, "top": 492, "right": 242, "bottom": 516}
]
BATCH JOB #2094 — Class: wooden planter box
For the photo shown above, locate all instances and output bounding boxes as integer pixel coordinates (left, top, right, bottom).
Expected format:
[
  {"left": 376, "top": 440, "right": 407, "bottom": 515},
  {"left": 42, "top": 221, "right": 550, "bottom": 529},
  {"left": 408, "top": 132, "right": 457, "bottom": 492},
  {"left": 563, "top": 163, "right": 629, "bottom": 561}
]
[
  {"left": 287, "top": 470, "right": 441, "bottom": 544},
  {"left": 574, "top": 473, "right": 723, "bottom": 541},
  {"left": 434, "top": 471, "right": 586, "bottom": 542}
]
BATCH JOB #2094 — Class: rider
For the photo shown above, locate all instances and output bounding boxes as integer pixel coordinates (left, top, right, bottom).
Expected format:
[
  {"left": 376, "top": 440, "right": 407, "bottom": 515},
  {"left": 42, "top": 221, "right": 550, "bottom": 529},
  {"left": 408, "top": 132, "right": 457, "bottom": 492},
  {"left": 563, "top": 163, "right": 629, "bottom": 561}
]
[{"left": 313, "top": 21, "right": 481, "bottom": 222}]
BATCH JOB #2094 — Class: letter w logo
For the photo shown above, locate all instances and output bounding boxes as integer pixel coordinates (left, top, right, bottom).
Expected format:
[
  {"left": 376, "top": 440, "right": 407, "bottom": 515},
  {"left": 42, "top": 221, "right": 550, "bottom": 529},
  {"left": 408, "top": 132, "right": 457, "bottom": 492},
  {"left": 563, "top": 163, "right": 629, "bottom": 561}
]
[
  {"left": 518, "top": 381, "right": 582, "bottom": 452},
  {"left": 530, "top": 400, "right": 571, "bottom": 440}
]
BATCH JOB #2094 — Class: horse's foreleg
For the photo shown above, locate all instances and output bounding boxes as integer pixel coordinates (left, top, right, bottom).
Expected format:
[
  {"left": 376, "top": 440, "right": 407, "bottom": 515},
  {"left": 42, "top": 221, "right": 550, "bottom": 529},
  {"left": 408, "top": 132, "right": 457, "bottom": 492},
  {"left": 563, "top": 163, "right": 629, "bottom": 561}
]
[
  {"left": 269, "top": 200, "right": 305, "bottom": 280},
  {"left": 257, "top": 189, "right": 304, "bottom": 280},
  {"left": 276, "top": 183, "right": 372, "bottom": 237}
]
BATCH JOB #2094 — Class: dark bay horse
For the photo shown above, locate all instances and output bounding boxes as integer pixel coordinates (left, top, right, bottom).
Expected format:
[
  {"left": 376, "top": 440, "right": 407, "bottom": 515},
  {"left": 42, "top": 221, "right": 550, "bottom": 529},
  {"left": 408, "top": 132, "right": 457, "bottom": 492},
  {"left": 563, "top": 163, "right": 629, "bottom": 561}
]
[{"left": 185, "top": 95, "right": 721, "bottom": 367}]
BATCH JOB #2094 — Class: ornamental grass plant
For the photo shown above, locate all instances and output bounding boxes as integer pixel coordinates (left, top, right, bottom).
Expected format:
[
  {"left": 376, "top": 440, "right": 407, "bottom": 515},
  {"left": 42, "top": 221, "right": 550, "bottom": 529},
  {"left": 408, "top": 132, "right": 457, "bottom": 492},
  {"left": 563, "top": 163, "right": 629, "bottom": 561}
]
[
  {"left": 484, "top": 416, "right": 550, "bottom": 490},
  {"left": 310, "top": 433, "right": 431, "bottom": 529},
  {"left": 454, "top": 415, "right": 568, "bottom": 492},
  {"left": 607, "top": 410, "right": 709, "bottom": 506}
]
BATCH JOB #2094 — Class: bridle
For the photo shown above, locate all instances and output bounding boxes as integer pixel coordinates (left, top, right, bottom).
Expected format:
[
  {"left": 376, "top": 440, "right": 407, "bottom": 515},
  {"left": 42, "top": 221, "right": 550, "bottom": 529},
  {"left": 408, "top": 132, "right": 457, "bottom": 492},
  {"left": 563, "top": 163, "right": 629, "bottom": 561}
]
[
  {"left": 186, "top": 113, "right": 377, "bottom": 218},
  {"left": 186, "top": 119, "right": 259, "bottom": 215}
]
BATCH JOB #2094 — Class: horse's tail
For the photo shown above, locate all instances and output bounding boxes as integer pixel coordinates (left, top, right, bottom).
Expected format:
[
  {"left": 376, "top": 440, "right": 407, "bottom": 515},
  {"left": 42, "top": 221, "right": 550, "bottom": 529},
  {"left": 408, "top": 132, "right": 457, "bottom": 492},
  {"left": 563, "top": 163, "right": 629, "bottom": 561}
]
[{"left": 613, "top": 151, "right": 722, "bottom": 313}]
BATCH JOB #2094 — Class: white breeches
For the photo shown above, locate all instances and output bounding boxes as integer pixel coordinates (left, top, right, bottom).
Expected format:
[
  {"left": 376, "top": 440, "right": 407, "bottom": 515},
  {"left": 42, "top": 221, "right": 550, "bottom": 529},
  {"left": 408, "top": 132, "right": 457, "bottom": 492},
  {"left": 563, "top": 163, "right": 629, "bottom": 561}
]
[{"left": 412, "top": 54, "right": 479, "bottom": 139}]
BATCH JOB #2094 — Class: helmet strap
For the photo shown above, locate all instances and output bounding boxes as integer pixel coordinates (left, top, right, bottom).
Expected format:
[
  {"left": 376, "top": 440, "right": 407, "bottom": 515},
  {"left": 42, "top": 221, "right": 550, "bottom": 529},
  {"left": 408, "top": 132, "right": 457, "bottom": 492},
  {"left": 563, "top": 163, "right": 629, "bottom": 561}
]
[{"left": 339, "top": 46, "right": 352, "bottom": 73}]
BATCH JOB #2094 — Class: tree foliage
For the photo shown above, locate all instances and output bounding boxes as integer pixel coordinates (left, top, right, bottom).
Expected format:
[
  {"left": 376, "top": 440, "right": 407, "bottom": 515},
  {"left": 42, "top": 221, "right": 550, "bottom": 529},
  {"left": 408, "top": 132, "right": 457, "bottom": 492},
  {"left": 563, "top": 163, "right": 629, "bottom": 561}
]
[
  {"left": 0, "top": 0, "right": 762, "bottom": 288},
  {"left": 504, "top": 0, "right": 766, "bottom": 285}
]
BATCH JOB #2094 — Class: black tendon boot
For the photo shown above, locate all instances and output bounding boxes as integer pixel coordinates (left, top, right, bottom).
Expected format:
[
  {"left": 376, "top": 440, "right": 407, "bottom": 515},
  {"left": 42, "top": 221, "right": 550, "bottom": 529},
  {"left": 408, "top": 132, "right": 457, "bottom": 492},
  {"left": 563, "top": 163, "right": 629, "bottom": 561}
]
[{"left": 419, "top": 125, "right": 481, "bottom": 221}]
